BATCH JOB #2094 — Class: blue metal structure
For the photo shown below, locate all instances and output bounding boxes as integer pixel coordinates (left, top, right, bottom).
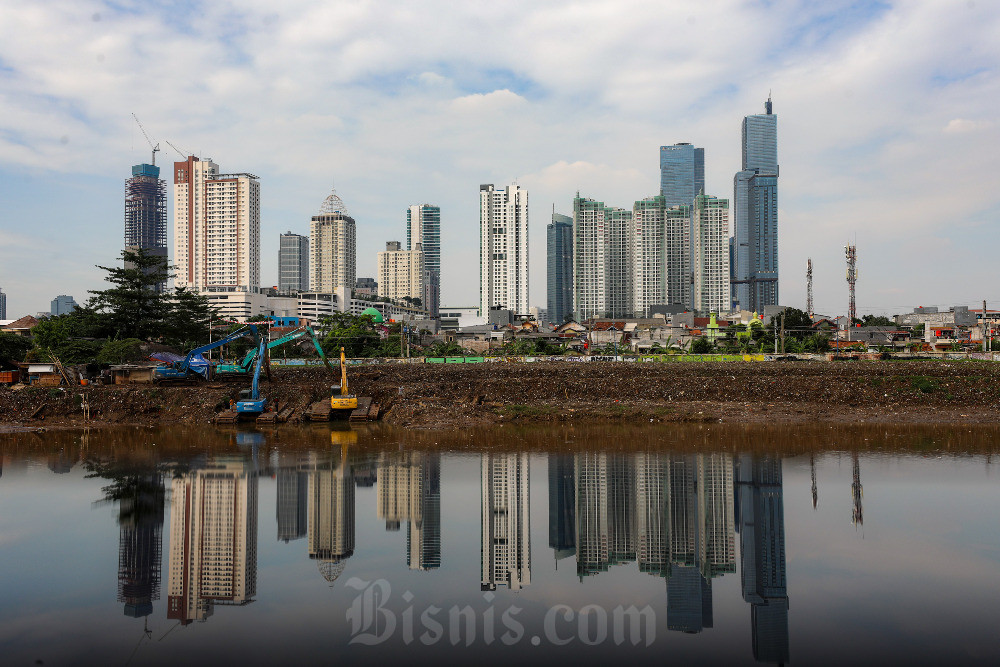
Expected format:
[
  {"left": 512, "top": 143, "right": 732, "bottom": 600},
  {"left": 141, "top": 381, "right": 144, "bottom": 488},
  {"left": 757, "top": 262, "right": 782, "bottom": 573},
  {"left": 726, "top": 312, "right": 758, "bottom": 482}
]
[
  {"left": 235, "top": 337, "right": 268, "bottom": 415},
  {"left": 152, "top": 324, "right": 260, "bottom": 383}
]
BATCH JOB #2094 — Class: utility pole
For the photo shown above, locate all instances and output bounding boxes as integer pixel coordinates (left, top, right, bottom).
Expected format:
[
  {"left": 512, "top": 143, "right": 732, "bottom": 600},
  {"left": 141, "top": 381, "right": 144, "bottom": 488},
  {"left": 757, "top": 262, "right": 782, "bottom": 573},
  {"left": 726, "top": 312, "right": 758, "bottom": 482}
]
[
  {"left": 780, "top": 312, "right": 785, "bottom": 354},
  {"left": 984, "top": 300, "right": 990, "bottom": 353}
]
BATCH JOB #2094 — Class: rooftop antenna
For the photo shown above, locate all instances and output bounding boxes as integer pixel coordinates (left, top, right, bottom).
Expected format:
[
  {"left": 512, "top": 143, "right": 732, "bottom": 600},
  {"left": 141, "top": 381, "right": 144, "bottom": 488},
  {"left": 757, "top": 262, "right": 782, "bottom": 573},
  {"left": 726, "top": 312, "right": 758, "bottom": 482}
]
[
  {"left": 765, "top": 90, "right": 773, "bottom": 115},
  {"left": 131, "top": 113, "right": 160, "bottom": 166}
]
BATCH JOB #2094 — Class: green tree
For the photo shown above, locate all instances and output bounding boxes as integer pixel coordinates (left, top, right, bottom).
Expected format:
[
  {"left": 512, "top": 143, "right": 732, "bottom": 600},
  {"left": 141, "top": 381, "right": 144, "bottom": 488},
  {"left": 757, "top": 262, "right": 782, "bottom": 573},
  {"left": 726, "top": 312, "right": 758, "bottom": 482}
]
[
  {"left": 96, "top": 338, "right": 145, "bottom": 364},
  {"left": 859, "top": 314, "right": 896, "bottom": 327},
  {"left": 691, "top": 337, "right": 713, "bottom": 354},
  {"left": 164, "top": 287, "right": 218, "bottom": 349},
  {"left": 89, "top": 248, "right": 172, "bottom": 340},
  {"left": 0, "top": 332, "right": 33, "bottom": 365}
]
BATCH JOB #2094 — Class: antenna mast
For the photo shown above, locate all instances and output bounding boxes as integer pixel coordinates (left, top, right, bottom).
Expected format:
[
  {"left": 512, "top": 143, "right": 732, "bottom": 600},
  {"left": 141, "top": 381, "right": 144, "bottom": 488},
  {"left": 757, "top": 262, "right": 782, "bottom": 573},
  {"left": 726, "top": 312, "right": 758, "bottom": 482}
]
[
  {"left": 806, "top": 258, "right": 814, "bottom": 318},
  {"left": 845, "top": 244, "right": 857, "bottom": 323}
]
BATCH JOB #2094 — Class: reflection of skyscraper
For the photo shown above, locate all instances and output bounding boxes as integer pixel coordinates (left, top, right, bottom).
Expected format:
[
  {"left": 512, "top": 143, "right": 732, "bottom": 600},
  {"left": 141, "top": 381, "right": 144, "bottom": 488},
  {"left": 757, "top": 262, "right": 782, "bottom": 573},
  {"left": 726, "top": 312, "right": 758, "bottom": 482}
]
[
  {"left": 307, "top": 453, "right": 355, "bottom": 583},
  {"left": 276, "top": 468, "right": 308, "bottom": 542},
  {"left": 481, "top": 453, "right": 530, "bottom": 590},
  {"left": 167, "top": 458, "right": 258, "bottom": 624},
  {"left": 118, "top": 474, "right": 165, "bottom": 618},
  {"left": 635, "top": 453, "right": 669, "bottom": 576},
  {"left": 377, "top": 452, "right": 441, "bottom": 570},
  {"left": 668, "top": 565, "right": 713, "bottom": 633},
  {"left": 548, "top": 454, "right": 576, "bottom": 561},
  {"left": 736, "top": 454, "right": 789, "bottom": 665},
  {"left": 575, "top": 453, "right": 610, "bottom": 577}
]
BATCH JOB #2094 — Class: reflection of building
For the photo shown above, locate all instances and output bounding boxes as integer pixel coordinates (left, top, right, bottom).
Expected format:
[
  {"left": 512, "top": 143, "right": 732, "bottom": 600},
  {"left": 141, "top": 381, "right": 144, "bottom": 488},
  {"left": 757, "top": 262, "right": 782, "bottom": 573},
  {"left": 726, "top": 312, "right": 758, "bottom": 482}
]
[
  {"left": 548, "top": 454, "right": 576, "bottom": 561},
  {"left": 307, "top": 453, "right": 355, "bottom": 583},
  {"left": 167, "top": 458, "right": 258, "bottom": 624},
  {"left": 377, "top": 452, "right": 441, "bottom": 570},
  {"left": 276, "top": 467, "right": 308, "bottom": 542},
  {"left": 635, "top": 453, "right": 669, "bottom": 576},
  {"left": 736, "top": 454, "right": 789, "bottom": 665},
  {"left": 481, "top": 453, "right": 530, "bottom": 590},
  {"left": 118, "top": 474, "right": 165, "bottom": 618}
]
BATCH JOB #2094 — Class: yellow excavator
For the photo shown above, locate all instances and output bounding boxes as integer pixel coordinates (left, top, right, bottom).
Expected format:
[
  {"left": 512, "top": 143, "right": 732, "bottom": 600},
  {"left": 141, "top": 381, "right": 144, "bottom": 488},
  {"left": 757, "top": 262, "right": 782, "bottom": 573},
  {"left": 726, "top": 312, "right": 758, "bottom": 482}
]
[{"left": 330, "top": 347, "right": 358, "bottom": 419}]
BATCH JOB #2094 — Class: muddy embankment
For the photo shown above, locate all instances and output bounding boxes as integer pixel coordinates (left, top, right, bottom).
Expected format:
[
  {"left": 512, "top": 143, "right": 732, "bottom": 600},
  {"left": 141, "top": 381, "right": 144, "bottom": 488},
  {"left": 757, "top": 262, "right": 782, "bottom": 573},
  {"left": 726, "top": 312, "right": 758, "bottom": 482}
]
[{"left": 3, "top": 360, "right": 1000, "bottom": 430}]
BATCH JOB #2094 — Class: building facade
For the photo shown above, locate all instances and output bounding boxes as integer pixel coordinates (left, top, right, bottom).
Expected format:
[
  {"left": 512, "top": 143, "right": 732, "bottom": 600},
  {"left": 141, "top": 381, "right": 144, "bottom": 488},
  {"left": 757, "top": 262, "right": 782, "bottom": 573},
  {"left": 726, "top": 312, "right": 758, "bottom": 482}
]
[
  {"left": 573, "top": 195, "right": 632, "bottom": 320},
  {"left": 377, "top": 241, "right": 425, "bottom": 304},
  {"left": 481, "top": 453, "right": 531, "bottom": 591},
  {"left": 0, "top": 286, "right": 6, "bottom": 319},
  {"left": 310, "top": 189, "right": 356, "bottom": 294},
  {"left": 692, "top": 194, "right": 731, "bottom": 315},
  {"left": 125, "top": 163, "right": 168, "bottom": 292},
  {"left": 479, "top": 184, "right": 529, "bottom": 316},
  {"left": 660, "top": 143, "right": 705, "bottom": 207},
  {"left": 377, "top": 452, "right": 441, "bottom": 570},
  {"left": 407, "top": 204, "right": 441, "bottom": 317},
  {"left": 733, "top": 97, "right": 779, "bottom": 312},
  {"left": 547, "top": 212, "right": 573, "bottom": 324},
  {"left": 50, "top": 295, "right": 78, "bottom": 316},
  {"left": 278, "top": 232, "right": 309, "bottom": 294}
]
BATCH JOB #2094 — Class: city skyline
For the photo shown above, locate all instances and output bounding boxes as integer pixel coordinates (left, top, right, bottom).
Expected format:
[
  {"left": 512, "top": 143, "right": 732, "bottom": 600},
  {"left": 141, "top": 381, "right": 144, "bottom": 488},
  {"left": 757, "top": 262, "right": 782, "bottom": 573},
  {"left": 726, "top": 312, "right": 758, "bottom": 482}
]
[{"left": 2, "top": 3, "right": 996, "bottom": 318}]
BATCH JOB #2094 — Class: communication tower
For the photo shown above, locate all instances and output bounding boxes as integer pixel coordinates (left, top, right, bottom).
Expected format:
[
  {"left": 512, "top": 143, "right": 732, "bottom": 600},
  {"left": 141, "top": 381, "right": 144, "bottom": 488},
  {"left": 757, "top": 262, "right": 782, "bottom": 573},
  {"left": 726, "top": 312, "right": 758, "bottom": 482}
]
[
  {"left": 845, "top": 245, "right": 857, "bottom": 323},
  {"left": 806, "top": 258, "right": 814, "bottom": 318}
]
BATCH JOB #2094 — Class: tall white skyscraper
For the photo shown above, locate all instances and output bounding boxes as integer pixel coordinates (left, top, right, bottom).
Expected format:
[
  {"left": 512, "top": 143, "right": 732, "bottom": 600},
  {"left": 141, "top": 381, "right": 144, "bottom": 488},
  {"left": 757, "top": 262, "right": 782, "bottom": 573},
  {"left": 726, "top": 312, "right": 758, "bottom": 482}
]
[
  {"left": 692, "top": 194, "right": 731, "bottom": 315},
  {"left": 377, "top": 241, "right": 425, "bottom": 304},
  {"left": 310, "top": 188, "right": 356, "bottom": 293},
  {"left": 479, "top": 184, "right": 528, "bottom": 315},
  {"left": 631, "top": 197, "right": 692, "bottom": 317},
  {"left": 172, "top": 156, "right": 260, "bottom": 292},
  {"left": 481, "top": 453, "right": 530, "bottom": 591},
  {"left": 573, "top": 195, "right": 632, "bottom": 320}
]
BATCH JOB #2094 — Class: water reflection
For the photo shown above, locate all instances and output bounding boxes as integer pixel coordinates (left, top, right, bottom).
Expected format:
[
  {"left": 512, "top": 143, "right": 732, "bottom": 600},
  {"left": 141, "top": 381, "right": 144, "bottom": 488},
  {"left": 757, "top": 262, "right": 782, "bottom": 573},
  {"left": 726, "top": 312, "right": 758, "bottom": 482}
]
[
  {"left": 377, "top": 452, "right": 441, "bottom": 570},
  {"left": 482, "top": 453, "right": 531, "bottom": 591}
]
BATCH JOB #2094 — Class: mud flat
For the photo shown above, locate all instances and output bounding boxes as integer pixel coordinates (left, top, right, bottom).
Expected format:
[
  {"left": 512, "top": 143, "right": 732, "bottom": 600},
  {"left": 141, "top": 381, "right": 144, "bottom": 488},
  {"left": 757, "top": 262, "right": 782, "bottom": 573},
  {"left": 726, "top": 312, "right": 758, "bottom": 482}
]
[{"left": 1, "top": 360, "right": 999, "bottom": 430}]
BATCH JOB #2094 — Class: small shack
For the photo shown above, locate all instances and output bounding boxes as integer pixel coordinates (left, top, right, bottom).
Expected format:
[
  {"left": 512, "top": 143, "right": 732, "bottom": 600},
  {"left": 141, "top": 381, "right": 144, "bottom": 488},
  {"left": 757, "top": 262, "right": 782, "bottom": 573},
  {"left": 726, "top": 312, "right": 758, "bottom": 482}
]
[{"left": 109, "top": 365, "right": 157, "bottom": 385}]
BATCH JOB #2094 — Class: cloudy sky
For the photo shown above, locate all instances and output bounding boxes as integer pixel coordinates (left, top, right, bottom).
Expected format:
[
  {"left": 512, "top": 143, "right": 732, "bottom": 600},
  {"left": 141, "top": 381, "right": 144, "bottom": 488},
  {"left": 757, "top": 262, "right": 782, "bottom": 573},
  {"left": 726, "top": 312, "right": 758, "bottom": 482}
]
[{"left": 1, "top": 0, "right": 998, "bottom": 318}]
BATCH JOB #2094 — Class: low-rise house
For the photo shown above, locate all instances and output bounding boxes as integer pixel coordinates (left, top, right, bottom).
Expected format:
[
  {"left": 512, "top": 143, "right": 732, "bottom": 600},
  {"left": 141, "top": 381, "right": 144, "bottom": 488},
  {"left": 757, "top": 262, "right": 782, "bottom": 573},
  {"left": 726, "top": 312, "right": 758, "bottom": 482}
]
[{"left": 1, "top": 315, "right": 39, "bottom": 338}]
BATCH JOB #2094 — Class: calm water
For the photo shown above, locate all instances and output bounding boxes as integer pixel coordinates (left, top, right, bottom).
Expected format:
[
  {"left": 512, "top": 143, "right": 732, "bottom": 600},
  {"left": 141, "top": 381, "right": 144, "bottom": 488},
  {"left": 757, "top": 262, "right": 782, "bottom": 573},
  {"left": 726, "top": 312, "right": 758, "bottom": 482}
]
[{"left": 1, "top": 424, "right": 998, "bottom": 666}]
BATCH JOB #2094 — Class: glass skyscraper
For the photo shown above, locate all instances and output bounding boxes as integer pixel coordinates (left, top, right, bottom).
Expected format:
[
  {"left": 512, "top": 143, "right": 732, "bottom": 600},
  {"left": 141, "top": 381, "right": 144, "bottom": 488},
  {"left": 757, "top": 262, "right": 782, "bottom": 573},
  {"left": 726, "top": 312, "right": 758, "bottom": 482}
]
[
  {"left": 407, "top": 204, "right": 441, "bottom": 316},
  {"left": 547, "top": 212, "right": 573, "bottom": 324},
  {"left": 278, "top": 232, "right": 309, "bottom": 293},
  {"left": 733, "top": 97, "right": 779, "bottom": 312},
  {"left": 659, "top": 143, "right": 705, "bottom": 207}
]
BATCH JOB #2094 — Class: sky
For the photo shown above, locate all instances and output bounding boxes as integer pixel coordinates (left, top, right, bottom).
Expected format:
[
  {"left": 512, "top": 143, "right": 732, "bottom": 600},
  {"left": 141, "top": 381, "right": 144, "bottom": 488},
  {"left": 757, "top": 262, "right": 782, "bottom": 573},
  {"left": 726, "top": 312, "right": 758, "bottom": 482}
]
[{"left": 0, "top": 0, "right": 998, "bottom": 318}]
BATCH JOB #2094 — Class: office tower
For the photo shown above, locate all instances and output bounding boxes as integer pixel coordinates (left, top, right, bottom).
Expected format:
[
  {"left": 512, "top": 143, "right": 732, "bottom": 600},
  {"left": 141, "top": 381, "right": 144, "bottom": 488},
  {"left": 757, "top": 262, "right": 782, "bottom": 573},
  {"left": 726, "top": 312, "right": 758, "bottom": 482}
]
[
  {"left": 733, "top": 97, "right": 779, "bottom": 312},
  {"left": 377, "top": 452, "right": 441, "bottom": 570},
  {"left": 307, "top": 452, "right": 355, "bottom": 583},
  {"left": 479, "top": 184, "right": 529, "bottom": 315},
  {"left": 50, "top": 295, "right": 78, "bottom": 316},
  {"left": 117, "top": 473, "right": 165, "bottom": 618},
  {"left": 378, "top": 241, "right": 425, "bottom": 304},
  {"left": 310, "top": 188, "right": 357, "bottom": 294},
  {"left": 481, "top": 453, "right": 530, "bottom": 590},
  {"left": 167, "top": 458, "right": 258, "bottom": 624},
  {"left": 573, "top": 195, "right": 633, "bottom": 320},
  {"left": 407, "top": 205, "right": 441, "bottom": 317},
  {"left": 0, "top": 286, "right": 6, "bottom": 319},
  {"left": 660, "top": 143, "right": 705, "bottom": 207},
  {"left": 668, "top": 565, "right": 713, "bottom": 633},
  {"left": 276, "top": 467, "right": 308, "bottom": 542},
  {"left": 692, "top": 194, "right": 731, "bottom": 315},
  {"left": 278, "top": 232, "right": 309, "bottom": 294},
  {"left": 547, "top": 211, "right": 573, "bottom": 324},
  {"left": 173, "top": 156, "right": 260, "bottom": 293},
  {"left": 736, "top": 454, "right": 789, "bottom": 664},
  {"left": 125, "top": 163, "right": 167, "bottom": 292},
  {"left": 548, "top": 454, "right": 576, "bottom": 561}
]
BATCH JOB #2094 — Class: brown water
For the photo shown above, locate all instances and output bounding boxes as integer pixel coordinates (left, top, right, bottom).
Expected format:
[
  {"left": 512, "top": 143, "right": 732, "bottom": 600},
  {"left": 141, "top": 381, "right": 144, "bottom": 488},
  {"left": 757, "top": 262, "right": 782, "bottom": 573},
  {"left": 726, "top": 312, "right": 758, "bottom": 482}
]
[{"left": 0, "top": 424, "right": 998, "bottom": 666}]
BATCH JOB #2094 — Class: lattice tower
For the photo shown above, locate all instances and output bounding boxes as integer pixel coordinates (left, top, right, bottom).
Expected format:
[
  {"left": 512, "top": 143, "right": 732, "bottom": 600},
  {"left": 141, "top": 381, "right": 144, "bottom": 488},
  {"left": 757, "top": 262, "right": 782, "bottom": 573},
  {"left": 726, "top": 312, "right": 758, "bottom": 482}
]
[{"left": 845, "top": 245, "right": 857, "bottom": 323}]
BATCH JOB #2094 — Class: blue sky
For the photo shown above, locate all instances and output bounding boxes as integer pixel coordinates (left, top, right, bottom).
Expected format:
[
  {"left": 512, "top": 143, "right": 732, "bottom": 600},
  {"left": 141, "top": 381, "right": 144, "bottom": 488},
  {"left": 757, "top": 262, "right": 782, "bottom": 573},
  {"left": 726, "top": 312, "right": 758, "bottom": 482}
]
[{"left": 1, "top": 0, "right": 998, "bottom": 317}]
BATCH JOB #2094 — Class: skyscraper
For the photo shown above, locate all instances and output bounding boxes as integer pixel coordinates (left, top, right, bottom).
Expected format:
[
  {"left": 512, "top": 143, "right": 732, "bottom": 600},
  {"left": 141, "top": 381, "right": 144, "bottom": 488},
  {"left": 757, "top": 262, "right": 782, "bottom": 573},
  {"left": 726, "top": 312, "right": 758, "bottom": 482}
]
[
  {"left": 377, "top": 452, "right": 441, "bottom": 570},
  {"left": 172, "top": 156, "right": 261, "bottom": 292},
  {"left": 407, "top": 205, "right": 441, "bottom": 317},
  {"left": 547, "top": 211, "right": 573, "bottom": 324},
  {"left": 117, "top": 473, "right": 164, "bottom": 619},
  {"left": 548, "top": 454, "right": 576, "bottom": 561},
  {"left": 660, "top": 143, "right": 705, "bottom": 207},
  {"left": 310, "top": 188, "right": 357, "bottom": 294},
  {"left": 278, "top": 232, "right": 309, "bottom": 294},
  {"left": 692, "top": 194, "right": 731, "bottom": 315},
  {"left": 733, "top": 97, "right": 779, "bottom": 312},
  {"left": 630, "top": 197, "right": 693, "bottom": 317},
  {"left": 276, "top": 466, "right": 308, "bottom": 542},
  {"left": 481, "top": 453, "right": 530, "bottom": 590},
  {"left": 573, "top": 195, "right": 632, "bottom": 320},
  {"left": 125, "top": 163, "right": 167, "bottom": 292},
  {"left": 306, "top": 451, "right": 355, "bottom": 583},
  {"left": 378, "top": 241, "right": 425, "bottom": 305},
  {"left": 479, "top": 184, "right": 528, "bottom": 315},
  {"left": 0, "top": 286, "right": 6, "bottom": 319},
  {"left": 50, "top": 295, "right": 78, "bottom": 316}
]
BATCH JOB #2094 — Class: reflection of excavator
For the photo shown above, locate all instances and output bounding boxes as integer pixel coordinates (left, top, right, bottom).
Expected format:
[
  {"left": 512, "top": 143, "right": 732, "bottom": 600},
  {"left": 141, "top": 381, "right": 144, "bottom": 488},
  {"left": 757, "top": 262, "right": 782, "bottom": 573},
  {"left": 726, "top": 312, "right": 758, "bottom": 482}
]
[{"left": 330, "top": 347, "right": 358, "bottom": 419}]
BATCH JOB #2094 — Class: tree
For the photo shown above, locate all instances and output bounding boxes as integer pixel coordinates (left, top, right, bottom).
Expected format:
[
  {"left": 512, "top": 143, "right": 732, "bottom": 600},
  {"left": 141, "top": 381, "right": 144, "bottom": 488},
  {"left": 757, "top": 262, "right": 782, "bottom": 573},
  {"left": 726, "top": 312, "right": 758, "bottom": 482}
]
[
  {"left": 860, "top": 314, "right": 896, "bottom": 327},
  {"left": 89, "top": 248, "right": 172, "bottom": 340},
  {"left": 96, "top": 338, "right": 144, "bottom": 364},
  {"left": 164, "top": 287, "right": 217, "bottom": 349},
  {"left": 691, "top": 337, "right": 713, "bottom": 354},
  {"left": 0, "top": 332, "right": 32, "bottom": 366}
]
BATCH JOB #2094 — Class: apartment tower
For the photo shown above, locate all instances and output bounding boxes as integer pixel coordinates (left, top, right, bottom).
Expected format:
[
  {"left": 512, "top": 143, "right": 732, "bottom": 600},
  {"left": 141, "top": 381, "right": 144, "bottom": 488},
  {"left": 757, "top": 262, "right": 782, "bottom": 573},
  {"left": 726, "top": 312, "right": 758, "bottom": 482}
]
[
  {"left": 310, "top": 188, "right": 356, "bottom": 294},
  {"left": 377, "top": 241, "right": 425, "bottom": 304},
  {"left": 573, "top": 195, "right": 632, "bottom": 320},
  {"left": 479, "top": 184, "right": 529, "bottom": 315},
  {"left": 692, "top": 194, "right": 731, "bottom": 315}
]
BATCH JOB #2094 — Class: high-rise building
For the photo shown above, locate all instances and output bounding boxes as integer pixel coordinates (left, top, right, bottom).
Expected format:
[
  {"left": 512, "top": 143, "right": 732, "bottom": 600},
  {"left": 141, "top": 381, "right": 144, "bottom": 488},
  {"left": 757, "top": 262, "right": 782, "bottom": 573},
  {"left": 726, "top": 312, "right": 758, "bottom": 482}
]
[
  {"left": 125, "top": 163, "right": 167, "bottom": 292},
  {"left": 630, "top": 197, "right": 693, "bottom": 317},
  {"left": 377, "top": 452, "right": 441, "bottom": 570},
  {"left": 407, "top": 205, "right": 441, "bottom": 317},
  {"left": 378, "top": 241, "right": 425, "bottom": 304},
  {"left": 276, "top": 467, "right": 308, "bottom": 542},
  {"left": 692, "top": 194, "right": 731, "bottom": 315},
  {"left": 479, "top": 184, "right": 528, "bottom": 316},
  {"left": 117, "top": 473, "right": 165, "bottom": 619},
  {"left": 0, "top": 286, "right": 6, "bottom": 319},
  {"left": 50, "top": 295, "right": 78, "bottom": 316},
  {"left": 548, "top": 454, "right": 576, "bottom": 561},
  {"left": 306, "top": 452, "right": 355, "bottom": 584},
  {"left": 573, "top": 195, "right": 632, "bottom": 320},
  {"left": 278, "top": 232, "right": 309, "bottom": 294},
  {"left": 172, "top": 156, "right": 260, "bottom": 293},
  {"left": 733, "top": 97, "right": 779, "bottom": 312},
  {"left": 481, "top": 453, "right": 530, "bottom": 590},
  {"left": 635, "top": 453, "right": 669, "bottom": 577},
  {"left": 167, "top": 458, "right": 258, "bottom": 625},
  {"left": 547, "top": 211, "right": 573, "bottom": 324},
  {"left": 310, "top": 188, "right": 356, "bottom": 294},
  {"left": 660, "top": 143, "right": 705, "bottom": 207}
]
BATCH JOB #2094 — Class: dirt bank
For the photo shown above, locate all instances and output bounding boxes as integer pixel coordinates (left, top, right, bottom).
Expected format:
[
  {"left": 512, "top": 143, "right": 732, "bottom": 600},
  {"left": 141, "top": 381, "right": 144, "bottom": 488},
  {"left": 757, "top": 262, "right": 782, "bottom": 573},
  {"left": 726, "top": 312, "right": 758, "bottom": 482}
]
[{"left": 2, "top": 360, "right": 999, "bottom": 429}]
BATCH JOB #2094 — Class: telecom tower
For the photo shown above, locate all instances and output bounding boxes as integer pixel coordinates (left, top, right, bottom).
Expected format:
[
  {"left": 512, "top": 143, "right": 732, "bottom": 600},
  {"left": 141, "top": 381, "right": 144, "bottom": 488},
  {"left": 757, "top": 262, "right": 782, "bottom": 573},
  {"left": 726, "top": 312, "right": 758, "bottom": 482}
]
[
  {"left": 845, "top": 245, "right": 857, "bottom": 323},
  {"left": 806, "top": 259, "right": 813, "bottom": 318}
]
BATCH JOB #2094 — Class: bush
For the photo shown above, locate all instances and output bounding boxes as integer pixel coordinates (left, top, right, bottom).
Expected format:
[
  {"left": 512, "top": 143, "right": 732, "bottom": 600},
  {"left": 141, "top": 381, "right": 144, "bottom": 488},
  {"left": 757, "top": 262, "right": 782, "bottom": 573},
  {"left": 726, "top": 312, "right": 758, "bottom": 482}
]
[{"left": 691, "top": 337, "right": 713, "bottom": 354}]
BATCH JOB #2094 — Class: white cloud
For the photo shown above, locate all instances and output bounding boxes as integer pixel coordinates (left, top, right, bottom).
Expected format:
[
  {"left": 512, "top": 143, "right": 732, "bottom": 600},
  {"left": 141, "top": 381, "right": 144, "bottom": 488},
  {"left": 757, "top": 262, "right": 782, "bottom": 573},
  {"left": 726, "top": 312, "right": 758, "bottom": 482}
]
[{"left": 943, "top": 118, "right": 994, "bottom": 133}]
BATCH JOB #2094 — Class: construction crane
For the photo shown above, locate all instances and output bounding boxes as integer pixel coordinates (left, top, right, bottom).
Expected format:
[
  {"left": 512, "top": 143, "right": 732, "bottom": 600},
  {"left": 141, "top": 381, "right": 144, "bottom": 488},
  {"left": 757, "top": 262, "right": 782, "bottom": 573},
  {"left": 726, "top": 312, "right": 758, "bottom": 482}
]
[
  {"left": 165, "top": 139, "right": 192, "bottom": 160},
  {"left": 131, "top": 114, "right": 160, "bottom": 166}
]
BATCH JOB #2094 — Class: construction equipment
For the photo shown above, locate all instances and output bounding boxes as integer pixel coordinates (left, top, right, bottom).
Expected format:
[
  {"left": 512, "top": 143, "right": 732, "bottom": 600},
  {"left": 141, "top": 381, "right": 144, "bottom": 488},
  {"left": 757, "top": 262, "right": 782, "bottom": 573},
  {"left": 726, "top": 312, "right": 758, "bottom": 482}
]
[
  {"left": 235, "top": 338, "right": 269, "bottom": 416},
  {"left": 131, "top": 113, "right": 160, "bottom": 166},
  {"left": 152, "top": 324, "right": 260, "bottom": 384},
  {"left": 215, "top": 326, "right": 331, "bottom": 378},
  {"left": 330, "top": 347, "right": 358, "bottom": 419}
]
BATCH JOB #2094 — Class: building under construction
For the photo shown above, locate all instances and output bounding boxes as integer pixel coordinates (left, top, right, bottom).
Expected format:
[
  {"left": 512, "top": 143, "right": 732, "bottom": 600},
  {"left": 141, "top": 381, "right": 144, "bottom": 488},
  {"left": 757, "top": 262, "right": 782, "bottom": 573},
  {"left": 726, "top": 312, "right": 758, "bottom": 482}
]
[{"left": 125, "top": 163, "right": 167, "bottom": 292}]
